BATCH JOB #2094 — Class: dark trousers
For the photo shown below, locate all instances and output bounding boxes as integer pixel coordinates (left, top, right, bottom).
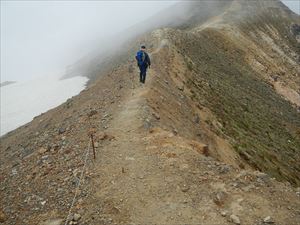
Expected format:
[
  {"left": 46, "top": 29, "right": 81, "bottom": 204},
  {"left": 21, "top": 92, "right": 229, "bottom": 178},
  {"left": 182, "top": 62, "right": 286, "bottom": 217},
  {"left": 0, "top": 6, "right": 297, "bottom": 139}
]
[{"left": 139, "top": 65, "right": 148, "bottom": 84}]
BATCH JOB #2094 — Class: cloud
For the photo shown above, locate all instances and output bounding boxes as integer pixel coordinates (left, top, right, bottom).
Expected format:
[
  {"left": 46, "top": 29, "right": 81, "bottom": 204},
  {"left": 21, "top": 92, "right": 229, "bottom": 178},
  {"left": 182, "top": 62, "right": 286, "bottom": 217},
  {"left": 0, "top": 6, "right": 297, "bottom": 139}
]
[{"left": 0, "top": 1, "right": 177, "bottom": 82}]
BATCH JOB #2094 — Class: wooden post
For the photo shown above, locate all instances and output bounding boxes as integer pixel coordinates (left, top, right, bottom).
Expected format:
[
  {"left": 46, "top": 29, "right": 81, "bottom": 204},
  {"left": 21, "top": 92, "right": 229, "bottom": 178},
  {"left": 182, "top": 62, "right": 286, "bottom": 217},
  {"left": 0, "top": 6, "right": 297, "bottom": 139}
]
[{"left": 90, "top": 134, "right": 96, "bottom": 159}]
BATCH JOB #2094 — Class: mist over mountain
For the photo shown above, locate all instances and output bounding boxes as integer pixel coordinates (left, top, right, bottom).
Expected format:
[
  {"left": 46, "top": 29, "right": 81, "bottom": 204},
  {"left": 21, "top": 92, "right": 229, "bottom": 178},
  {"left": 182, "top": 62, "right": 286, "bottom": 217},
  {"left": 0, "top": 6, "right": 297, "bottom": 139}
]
[{"left": 0, "top": 1, "right": 300, "bottom": 225}]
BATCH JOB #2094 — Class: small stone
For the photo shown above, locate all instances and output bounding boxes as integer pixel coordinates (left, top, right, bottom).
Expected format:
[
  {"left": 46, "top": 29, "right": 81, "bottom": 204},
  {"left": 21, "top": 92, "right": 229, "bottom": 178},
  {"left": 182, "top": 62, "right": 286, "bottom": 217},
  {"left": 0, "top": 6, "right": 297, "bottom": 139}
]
[
  {"left": 98, "top": 132, "right": 108, "bottom": 140},
  {"left": 88, "top": 109, "right": 97, "bottom": 117},
  {"left": 221, "top": 211, "right": 227, "bottom": 217},
  {"left": 263, "top": 216, "right": 274, "bottom": 223},
  {"left": 254, "top": 171, "right": 270, "bottom": 183},
  {"left": 0, "top": 210, "right": 7, "bottom": 223},
  {"left": 73, "top": 213, "right": 81, "bottom": 221},
  {"left": 38, "top": 147, "right": 48, "bottom": 154},
  {"left": 181, "top": 184, "right": 190, "bottom": 192},
  {"left": 11, "top": 168, "right": 18, "bottom": 175},
  {"left": 218, "top": 165, "right": 231, "bottom": 174},
  {"left": 172, "top": 128, "right": 178, "bottom": 135},
  {"left": 296, "top": 187, "right": 300, "bottom": 196},
  {"left": 213, "top": 191, "right": 228, "bottom": 206},
  {"left": 41, "top": 218, "right": 63, "bottom": 225},
  {"left": 58, "top": 128, "right": 66, "bottom": 134},
  {"left": 203, "top": 145, "right": 209, "bottom": 157},
  {"left": 194, "top": 114, "right": 200, "bottom": 123},
  {"left": 152, "top": 112, "right": 160, "bottom": 120},
  {"left": 178, "top": 85, "right": 184, "bottom": 91},
  {"left": 41, "top": 200, "right": 47, "bottom": 206},
  {"left": 230, "top": 214, "right": 240, "bottom": 224},
  {"left": 42, "top": 155, "right": 49, "bottom": 161}
]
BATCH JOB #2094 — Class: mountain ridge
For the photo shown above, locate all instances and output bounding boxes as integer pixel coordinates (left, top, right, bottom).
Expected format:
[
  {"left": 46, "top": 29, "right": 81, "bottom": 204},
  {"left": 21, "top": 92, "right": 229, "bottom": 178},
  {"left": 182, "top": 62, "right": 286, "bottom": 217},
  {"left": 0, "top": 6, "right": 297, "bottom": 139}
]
[{"left": 1, "top": 0, "right": 300, "bottom": 224}]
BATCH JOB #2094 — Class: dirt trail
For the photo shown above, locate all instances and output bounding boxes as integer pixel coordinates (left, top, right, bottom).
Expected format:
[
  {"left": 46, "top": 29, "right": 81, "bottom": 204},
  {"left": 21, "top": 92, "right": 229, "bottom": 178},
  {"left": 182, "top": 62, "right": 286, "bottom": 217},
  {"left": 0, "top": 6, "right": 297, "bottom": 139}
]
[
  {"left": 78, "top": 44, "right": 300, "bottom": 225},
  {"left": 81, "top": 46, "right": 220, "bottom": 223}
]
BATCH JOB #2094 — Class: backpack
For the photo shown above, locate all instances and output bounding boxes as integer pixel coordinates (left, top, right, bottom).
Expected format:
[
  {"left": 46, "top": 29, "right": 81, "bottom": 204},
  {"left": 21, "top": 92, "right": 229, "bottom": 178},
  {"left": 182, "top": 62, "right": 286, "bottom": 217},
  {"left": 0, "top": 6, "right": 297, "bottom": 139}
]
[{"left": 136, "top": 50, "right": 147, "bottom": 66}]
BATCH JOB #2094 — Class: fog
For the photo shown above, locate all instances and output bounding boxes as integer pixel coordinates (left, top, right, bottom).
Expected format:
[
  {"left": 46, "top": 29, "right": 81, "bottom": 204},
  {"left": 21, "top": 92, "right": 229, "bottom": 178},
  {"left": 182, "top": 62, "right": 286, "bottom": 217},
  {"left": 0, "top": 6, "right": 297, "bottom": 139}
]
[
  {"left": 0, "top": 1, "right": 178, "bottom": 82},
  {"left": 1, "top": 1, "right": 298, "bottom": 83}
]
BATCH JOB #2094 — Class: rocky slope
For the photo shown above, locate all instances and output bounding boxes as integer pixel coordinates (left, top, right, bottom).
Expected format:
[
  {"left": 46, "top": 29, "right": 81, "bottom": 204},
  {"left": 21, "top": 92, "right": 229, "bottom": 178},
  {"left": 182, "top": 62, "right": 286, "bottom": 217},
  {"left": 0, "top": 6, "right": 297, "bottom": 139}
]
[{"left": 1, "top": 0, "right": 300, "bottom": 224}]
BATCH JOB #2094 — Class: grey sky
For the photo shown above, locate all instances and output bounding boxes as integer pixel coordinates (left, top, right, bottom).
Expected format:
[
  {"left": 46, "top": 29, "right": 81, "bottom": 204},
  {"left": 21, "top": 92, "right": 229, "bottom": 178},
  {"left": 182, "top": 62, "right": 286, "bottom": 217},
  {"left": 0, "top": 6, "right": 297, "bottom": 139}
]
[
  {"left": 0, "top": 0, "right": 299, "bottom": 82},
  {"left": 1, "top": 1, "right": 177, "bottom": 82}
]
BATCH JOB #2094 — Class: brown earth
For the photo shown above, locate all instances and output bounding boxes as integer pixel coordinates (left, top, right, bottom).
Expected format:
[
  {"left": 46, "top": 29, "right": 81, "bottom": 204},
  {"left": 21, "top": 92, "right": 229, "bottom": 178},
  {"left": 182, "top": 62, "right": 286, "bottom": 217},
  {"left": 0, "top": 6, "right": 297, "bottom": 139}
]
[{"left": 1, "top": 0, "right": 300, "bottom": 225}]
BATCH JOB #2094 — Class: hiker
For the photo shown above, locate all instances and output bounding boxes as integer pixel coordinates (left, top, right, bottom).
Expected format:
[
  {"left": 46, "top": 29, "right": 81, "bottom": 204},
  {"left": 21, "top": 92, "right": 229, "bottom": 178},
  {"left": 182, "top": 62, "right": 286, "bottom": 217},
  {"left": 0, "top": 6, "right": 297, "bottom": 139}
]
[{"left": 135, "top": 45, "right": 151, "bottom": 84}]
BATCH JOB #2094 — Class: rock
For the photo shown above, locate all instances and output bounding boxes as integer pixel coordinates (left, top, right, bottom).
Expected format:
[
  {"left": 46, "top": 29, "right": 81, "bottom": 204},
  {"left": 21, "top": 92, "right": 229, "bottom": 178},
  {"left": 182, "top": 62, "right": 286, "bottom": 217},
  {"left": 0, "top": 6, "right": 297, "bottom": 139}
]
[
  {"left": 58, "top": 127, "right": 66, "bottom": 134},
  {"left": 0, "top": 210, "right": 7, "bottom": 223},
  {"left": 40, "top": 218, "right": 63, "bottom": 225},
  {"left": 11, "top": 168, "right": 18, "bottom": 176},
  {"left": 296, "top": 187, "right": 300, "bottom": 196},
  {"left": 218, "top": 165, "right": 231, "bottom": 174},
  {"left": 254, "top": 171, "right": 270, "bottom": 183},
  {"left": 178, "top": 85, "right": 184, "bottom": 91},
  {"left": 152, "top": 112, "right": 160, "bottom": 120},
  {"left": 221, "top": 211, "right": 227, "bottom": 217},
  {"left": 88, "top": 109, "right": 97, "bottom": 117},
  {"left": 172, "top": 128, "right": 178, "bottom": 135},
  {"left": 73, "top": 213, "right": 81, "bottom": 221},
  {"left": 41, "top": 155, "right": 49, "bottom": 161},
  {"left": 38, "top": 147, "right": 48, "bottom": 154},
  {"left": 98, "top": 132, "right": 108, "bottom": 140},
  {"left": 144, "top": 119, "right": 152, "bottom": 130},
  {"left": 194, "top": 114, "right": 200, "bottom": 124},
  {"left": 94, "top": 142, "right": 99, "bottom": 148},
  {"left": 41, "top": 200, "right": 47, "bottom": 206},
  {"left": 230, "top": 214, "right": 240, "bottom": 224},
  {"left": 263, "top": 216, "right": 274, "bottom": 223},
  {"left": 107, "top": 134, "right": 116, "bottom": 141},
  {"left": 21, "top": 148, "right": 34, "bottom": 158},
  {"left": 212, "top": 191, "right": 228, "bottom": 206},
  {"left": 203, "top": 145, "right": 209, "bottom": 157},
  {"left": 181, "top": 184, "right": 190, "bottom": 192}
]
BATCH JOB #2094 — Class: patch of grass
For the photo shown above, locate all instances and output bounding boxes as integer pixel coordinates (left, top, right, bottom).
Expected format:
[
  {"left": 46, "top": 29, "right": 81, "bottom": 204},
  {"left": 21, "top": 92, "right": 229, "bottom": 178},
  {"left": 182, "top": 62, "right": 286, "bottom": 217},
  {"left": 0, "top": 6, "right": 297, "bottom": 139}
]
[{"left": 180, "top": 28, "right": 300, "bottom": 185}]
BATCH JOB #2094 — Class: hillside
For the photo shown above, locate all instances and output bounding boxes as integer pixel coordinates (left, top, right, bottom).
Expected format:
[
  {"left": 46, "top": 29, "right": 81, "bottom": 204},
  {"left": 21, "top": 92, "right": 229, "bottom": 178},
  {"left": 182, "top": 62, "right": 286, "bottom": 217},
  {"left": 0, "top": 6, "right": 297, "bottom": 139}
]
[
  {"left": 0, "top": 81, "right": 16, "bottom": 87},
  {"left": 1, "top": 0, "right": 300, "bottom": 224}
]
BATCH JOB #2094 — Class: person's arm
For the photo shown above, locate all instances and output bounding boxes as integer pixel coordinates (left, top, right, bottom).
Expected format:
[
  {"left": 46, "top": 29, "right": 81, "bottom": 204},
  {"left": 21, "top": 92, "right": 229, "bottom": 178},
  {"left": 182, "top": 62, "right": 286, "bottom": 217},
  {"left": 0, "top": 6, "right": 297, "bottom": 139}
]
[
  {"left": 146, "top": 53, "right": 151, "bottom": 67},
  {"left": 135, "top": 53, "right": 140, "bottom": 66}
]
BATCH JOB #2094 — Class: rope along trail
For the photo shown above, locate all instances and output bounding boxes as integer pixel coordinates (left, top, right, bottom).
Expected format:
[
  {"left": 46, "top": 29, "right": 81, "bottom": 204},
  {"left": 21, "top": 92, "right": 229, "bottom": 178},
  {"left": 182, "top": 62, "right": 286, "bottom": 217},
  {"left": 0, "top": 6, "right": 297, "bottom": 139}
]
[{"left": 64, "top": 139, "right": 91, "bottom": 225}]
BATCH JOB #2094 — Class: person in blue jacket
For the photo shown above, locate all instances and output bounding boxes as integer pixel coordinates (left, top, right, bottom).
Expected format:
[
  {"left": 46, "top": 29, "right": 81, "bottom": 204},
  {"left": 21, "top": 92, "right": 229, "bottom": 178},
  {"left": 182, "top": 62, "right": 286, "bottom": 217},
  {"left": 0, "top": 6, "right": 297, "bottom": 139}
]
[{"left": 135, "top": 45, "right": 151, "bottom": 84}]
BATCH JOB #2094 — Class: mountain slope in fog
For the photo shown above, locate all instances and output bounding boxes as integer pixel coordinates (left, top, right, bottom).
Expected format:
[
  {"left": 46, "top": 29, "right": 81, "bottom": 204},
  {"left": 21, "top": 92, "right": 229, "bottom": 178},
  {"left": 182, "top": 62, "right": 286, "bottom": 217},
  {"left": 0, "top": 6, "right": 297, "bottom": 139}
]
[
  {"left": 0, "top": 0, "right": 300, "bottom": 224},
  {"left": 66, "top": 0, "right": 300, "bottom": 183}
]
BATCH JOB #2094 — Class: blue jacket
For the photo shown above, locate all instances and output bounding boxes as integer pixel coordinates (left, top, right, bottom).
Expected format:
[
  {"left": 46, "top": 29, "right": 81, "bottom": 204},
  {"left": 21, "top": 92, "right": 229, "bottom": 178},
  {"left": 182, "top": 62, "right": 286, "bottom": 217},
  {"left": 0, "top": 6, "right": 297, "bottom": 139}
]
[{"left": 136, "top": 50, "right": 151, "bottom": 67}]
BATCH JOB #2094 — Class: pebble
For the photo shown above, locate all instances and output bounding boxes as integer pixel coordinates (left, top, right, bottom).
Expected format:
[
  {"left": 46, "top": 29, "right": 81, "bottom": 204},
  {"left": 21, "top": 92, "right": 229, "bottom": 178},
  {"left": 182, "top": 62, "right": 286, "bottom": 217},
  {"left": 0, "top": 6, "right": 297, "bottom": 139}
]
[
  {"left": 42, "top": 155, "right": 49, "bottom": 161},
  {"left": 230, "top": 214, "right": 240, "bottom": 224},
  {"left": 263, "top": 216, "right": 274, "bottom": 223},
  {"left": 73, "top": 213, "right": 81, "bottom": 221},
  {"left": 58, "top": 128, "right": 66, "bottom": 134},
  {"left": 0, "top": 210, "right": 7, "bottom": 222},
  {"left": 99, "top": 132, "right": 108, "bottom": 140},
  {"left": 41, "top": 200, "right": 47, "bottom": 206},
  {"left": 221, "top": 211, "right": 227, "bottom": 217},
  {"left": 41, "top": 218, "right": 63, "bottom": 225},
  {"left": 152, "top": 112, "right": 160, "bottom": 120},
  {"left": 181, "top": 184, "right": 190, "bottom": 192},
  {"left": 213, "top": 191, "right": 228, "bottom": 206},
  {"left": 11, "top": 168, "right": 18, "bottom": 176},
  {"left": 38, "top": 147, "right": 48, "bottom": 154}
]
